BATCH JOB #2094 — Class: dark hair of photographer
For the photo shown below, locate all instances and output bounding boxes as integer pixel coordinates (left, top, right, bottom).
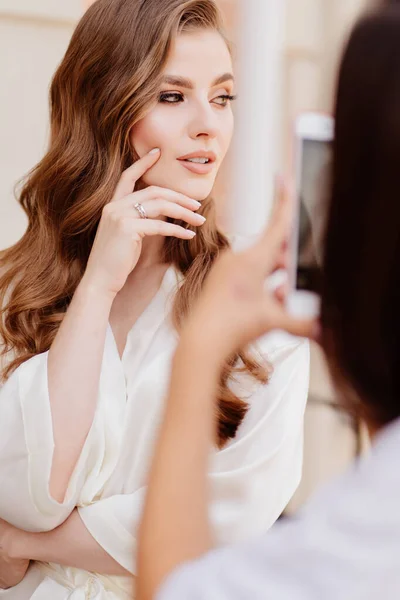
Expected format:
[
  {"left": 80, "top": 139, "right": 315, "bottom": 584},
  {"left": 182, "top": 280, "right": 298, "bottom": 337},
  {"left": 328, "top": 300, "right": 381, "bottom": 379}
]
[{"left": 321, "top": 6, "right": 400, "bottom": 431}]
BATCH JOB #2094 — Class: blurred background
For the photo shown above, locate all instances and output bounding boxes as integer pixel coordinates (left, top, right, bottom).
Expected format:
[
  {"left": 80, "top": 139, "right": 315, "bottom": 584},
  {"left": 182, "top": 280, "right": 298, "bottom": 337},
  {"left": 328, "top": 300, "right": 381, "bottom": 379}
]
[{"left": 0, "top": 0, "right": 373, "bottom": 511}]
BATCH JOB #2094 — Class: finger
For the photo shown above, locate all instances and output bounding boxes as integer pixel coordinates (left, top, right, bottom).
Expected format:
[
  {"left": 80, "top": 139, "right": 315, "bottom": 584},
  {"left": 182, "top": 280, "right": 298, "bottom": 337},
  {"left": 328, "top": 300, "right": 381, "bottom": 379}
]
[
  {"left": 131, "top": 218, "right": 196, "bottom": 240},
  {"left": 271, "top": 175, "right": 294, "bottom": 224},
  {"left": 268, "top": 303, "right": 316, "bottom": 339},
  {"left": 124, "top": 187, "right": 202, "bottom": 212},
  {"left": 138, "top": 200, "right": 206, "bottom": 227},
  {"left": 112, "top": 148, "right": 161, "bottom": 202},
  {"left": 249, "top": 177, "right": 294, "bottom": 275},
  {"left": 273, "top": 313, "right": 316, "bottom": 338},
  {"left": 280, "top": 315, "right": 317, "bottom": 339},
  {"left": 273, "top": 283, "right": 288, "bottom": 305},
  {"left": 262, "top": 177, "right": 293, "bottom": 253},
  {"left": 274, "top": 243, "right": 289, "bottom": 272}
]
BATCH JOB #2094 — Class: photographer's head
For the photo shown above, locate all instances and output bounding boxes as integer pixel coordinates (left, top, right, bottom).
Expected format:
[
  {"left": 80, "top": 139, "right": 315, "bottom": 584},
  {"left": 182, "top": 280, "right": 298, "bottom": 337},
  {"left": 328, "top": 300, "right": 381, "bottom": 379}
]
[{"left": 321, "top": 6, "right": 400, "bottom": 432}]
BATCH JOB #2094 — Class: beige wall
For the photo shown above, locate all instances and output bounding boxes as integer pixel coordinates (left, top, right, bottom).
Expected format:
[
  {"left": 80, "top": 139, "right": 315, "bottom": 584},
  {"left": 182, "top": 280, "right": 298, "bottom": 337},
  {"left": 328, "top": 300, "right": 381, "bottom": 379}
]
[
  {"left": 283, "top": 0, "right": 369, "bottom": 161},
  {"left": 0, "top": 0, "right": 81, "bottom": 22},
  {"left": 0, "top": 1, "right": 82, "bottom": 250}
]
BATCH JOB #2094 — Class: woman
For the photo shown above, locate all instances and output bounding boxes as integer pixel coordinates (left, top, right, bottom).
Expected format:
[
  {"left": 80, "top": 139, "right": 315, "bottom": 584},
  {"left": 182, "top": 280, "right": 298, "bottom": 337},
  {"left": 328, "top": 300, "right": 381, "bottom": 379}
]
[
  {"left": 137, "top": 5, "right": 400, "bottom": 599},
  {"left": 0, "top": 0, "right": 309, "bottom": 597}
]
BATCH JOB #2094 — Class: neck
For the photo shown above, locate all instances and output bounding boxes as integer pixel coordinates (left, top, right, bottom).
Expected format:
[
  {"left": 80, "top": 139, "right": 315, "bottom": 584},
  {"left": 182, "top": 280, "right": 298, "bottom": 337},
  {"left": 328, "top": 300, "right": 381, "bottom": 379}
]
[
  {"left": 136, "top": 234, "right": 166, "bottom": 270},
  {"left": 122, "top": 235, "right": 170, "bottom": 297}
]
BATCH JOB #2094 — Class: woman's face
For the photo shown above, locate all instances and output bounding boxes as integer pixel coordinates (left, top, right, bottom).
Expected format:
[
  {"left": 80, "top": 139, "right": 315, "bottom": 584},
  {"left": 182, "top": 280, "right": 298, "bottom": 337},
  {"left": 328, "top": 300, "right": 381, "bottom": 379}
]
[{"left": 130, "top": 29, "right": 235, "bottom": 202}]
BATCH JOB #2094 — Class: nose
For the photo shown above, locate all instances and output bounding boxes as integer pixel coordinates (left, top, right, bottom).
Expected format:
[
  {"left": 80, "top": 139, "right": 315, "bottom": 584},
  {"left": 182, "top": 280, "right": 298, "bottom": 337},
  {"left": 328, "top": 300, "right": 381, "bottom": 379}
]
[{"left": 188, "top": 101, "right": 219, "bottom": 141}]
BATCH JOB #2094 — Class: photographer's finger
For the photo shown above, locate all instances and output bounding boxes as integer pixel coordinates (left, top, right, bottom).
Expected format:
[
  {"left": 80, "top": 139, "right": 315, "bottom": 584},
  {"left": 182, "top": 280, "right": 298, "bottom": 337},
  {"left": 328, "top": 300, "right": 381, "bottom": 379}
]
[
  {"left": 271, "top": 307, "right": 315, "bottom": 339},
  {"left": 264, "top": 179, "right": 292, "bottom": 249},
  {"left": 273, "top": 283, "right": 289, "bottom": 306},
  {"left": 282, "top": 316, "right": 316, "bottom": 339},
  {"left": 112, "top": 148, "right": 161, "bottom": 202},
  {"left": 133, "top": 219, "right": 196, "bottom": 240},
  {"left": 249, "top": 179, "right": 293, "bottom": 275}
]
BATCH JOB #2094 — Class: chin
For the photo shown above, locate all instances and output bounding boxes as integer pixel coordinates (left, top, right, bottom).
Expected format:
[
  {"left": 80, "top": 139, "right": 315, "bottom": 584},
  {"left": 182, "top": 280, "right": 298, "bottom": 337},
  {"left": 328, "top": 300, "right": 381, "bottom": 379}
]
[
  {"left": 171, "top": 176, "right": 215, "bottom": 202},
  {"left": 143, "top": 175, "right": 214, "bottom": 202},
  {"left": 178, "top": 184, "right": 213, "bottom": 201}
]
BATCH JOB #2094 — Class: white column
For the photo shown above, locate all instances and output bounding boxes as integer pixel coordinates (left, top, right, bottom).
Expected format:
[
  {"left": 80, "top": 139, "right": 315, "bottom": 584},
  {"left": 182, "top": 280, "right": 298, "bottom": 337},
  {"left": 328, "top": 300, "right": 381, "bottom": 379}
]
[{"left": 227, "top": 0, "right": 287, "bottom": 240}]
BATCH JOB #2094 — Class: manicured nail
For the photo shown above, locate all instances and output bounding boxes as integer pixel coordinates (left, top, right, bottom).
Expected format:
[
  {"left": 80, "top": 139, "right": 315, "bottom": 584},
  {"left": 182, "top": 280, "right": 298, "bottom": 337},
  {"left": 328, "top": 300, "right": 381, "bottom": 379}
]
[
  {"left": 198, "top": 215, "right": 206, "bottom": 223},
  {"left": 188, "top": 231, "right": 196, "bottom": 237},
  {"left": 193, "top": 200, "right": 201, "bottom": 208},
  {"left": 149, "top": 148, "right": 161, "bottom": 154}
]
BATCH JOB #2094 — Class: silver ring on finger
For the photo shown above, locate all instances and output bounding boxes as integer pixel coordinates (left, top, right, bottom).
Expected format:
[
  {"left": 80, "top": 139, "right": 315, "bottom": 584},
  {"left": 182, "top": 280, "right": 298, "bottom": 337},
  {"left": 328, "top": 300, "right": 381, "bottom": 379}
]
[{"left": 133, "top": 202, "right": 148, "bottom": 219}]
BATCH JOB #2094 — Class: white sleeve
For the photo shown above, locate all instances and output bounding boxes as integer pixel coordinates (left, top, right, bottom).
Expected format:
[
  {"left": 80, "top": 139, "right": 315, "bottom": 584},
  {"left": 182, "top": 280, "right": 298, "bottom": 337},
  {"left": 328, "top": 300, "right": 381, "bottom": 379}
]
[
  {"left": 78, "top": 488, "right": 146, "bottom": 575},
  {"left": 78, "top": 338, "right": 309, "bottom": 574},
  {"left": 0, "top": 352, "right": 93, "bottom": 531},
  {"left": 0, "top": 326, "right": 127, "bottom": 532}
]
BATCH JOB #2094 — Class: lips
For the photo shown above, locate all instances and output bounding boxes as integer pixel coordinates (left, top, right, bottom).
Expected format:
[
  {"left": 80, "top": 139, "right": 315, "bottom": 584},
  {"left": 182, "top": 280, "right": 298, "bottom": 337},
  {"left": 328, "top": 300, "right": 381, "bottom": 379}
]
[
  {"left": 177, "top": 150, "right": 217, "bottom": 163},
  {"left": 177, "top": 150, "right": 217, "bottom": 175}
]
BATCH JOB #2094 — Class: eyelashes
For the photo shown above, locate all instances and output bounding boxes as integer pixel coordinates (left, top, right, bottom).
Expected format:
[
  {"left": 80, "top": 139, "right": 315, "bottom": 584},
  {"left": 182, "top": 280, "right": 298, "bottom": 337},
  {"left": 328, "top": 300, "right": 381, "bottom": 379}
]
[
  {"left": 159, "top": 92, "right": 184, "bottom": 103},
  {"left": 214, "top": 94, "right": 237, "bottom": 106},
  {"left": 158, "top": 92, "right": 237, "bottom": 107}
]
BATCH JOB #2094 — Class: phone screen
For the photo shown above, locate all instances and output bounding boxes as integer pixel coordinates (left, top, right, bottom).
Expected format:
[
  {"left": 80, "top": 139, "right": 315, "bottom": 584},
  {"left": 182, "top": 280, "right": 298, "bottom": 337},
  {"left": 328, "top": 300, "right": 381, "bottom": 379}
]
[{"left": 296, "top": 137, "right": 332, "bottom": 293}]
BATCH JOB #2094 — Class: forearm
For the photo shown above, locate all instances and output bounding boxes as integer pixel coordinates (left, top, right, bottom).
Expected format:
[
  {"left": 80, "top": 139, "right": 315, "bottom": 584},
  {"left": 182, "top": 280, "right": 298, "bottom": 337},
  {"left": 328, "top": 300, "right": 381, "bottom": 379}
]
[
  {"left": 138, "top": 333, "right": 222, "bottom": 600},
  {"left": 48, "top": 276, "right": 115, "bottom": 502},
  {"left": 11, "top": 509, "right": 130, "bottom": 577}
]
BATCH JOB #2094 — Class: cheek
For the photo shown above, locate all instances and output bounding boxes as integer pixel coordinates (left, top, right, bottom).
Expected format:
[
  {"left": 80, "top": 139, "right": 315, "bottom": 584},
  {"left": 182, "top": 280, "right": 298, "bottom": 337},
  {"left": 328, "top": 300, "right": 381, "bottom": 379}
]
[
  {"left": 130, "top": 112, "right": 181, "bottom": 186},
  {"left": 131, "top": 117, "right": 159, "bottom": 155},
  {"left": 130, "top": 110, "right": 179, "bottom": 157}
]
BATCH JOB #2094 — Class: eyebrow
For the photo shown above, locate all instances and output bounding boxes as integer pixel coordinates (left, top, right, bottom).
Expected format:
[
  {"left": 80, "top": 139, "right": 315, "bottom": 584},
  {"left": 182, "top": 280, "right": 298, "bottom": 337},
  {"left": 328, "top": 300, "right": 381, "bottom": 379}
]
[{"left": 162, "top": 72, "right": 234, "bottom": 89}]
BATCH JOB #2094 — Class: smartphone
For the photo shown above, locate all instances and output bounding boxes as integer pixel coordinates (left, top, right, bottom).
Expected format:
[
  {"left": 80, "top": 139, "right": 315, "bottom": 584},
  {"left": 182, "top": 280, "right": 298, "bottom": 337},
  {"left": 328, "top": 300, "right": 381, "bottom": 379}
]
[{"left": 287, "top": 112, "right": 334, "bottom": 318}]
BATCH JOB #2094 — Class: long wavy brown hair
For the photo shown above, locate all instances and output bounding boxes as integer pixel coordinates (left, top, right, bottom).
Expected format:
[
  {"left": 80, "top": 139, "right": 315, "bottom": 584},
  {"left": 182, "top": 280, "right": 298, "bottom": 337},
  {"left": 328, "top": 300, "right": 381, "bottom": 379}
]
[{"left": 0, "top": 0, "right": 269, "bottom": 447}]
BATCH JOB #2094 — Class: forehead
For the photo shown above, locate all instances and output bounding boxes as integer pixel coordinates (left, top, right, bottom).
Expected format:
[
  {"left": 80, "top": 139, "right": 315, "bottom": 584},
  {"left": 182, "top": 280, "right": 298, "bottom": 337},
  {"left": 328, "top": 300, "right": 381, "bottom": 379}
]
[{"left": 164, "top": 29, "right": 233, "bottom": 84}]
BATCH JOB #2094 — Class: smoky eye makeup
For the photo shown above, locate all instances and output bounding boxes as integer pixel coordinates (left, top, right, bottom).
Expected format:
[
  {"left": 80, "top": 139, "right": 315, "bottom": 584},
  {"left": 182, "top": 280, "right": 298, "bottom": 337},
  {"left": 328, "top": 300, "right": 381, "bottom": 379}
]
[
  {"left": 158, "top": 91, "right": 185, "bottom": 103},
  {"left": 158, "top": 91, "right": 237, "bottom": 106}
]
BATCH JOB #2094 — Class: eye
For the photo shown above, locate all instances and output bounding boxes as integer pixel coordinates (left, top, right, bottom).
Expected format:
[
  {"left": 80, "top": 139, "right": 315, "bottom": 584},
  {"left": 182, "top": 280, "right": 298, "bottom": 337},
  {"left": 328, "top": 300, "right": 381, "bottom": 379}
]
[
  {"left": 159, "top": 92, "right": 184, "bottom": 104},
  {"left": 212, "top": 94, "right": 237, "bottom": 107}
]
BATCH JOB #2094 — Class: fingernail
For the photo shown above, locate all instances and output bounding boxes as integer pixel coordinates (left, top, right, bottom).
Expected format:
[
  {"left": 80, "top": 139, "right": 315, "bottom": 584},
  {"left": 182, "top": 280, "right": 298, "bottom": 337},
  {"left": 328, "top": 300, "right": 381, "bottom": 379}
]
[
  {"left": 149, "top": 148, "right": 161, "bottom": 155},
  {"left": 198, "top": 215, "right": 206, "bottom": 223},
  {"left": 188, "top": 231, "right": 196, "bottom": 237},
  {"left": 192, "top": 200, "right": 201, "bottom": 208}
]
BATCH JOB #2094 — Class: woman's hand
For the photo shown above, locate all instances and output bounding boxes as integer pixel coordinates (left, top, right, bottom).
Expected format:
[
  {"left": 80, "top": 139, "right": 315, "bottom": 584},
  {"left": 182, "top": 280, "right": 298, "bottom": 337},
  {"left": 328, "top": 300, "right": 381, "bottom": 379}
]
[
  {"left": 83, "top": 148, "right": 206, "bottom": 298},
  {"left": 183, "top": 182, "right": 317, "bottom": 359},
  {"left": 0, "top": 519, "right": 29, "bottom": 589}
]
